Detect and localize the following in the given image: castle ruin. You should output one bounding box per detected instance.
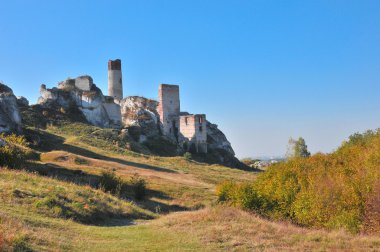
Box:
[157,84,208,154]
[180,114,207,153]
[108,59,123,100]
[38,59,209,154]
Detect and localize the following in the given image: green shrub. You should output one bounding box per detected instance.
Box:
[216,180,235,202]
[0,134,33,168]
[98,171,126,197]
[10,234,33,252]
[183,152,192,160]
[130,174,146,201]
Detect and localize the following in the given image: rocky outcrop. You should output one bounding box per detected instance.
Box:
[206,122,246,169]
[16,96,29,107]
[0,83,22,133]
[38,76,121,128]
[120,96,160,142]
[207,122,235,156]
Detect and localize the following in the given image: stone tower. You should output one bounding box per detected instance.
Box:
[108,59,123,100]
[157,84,180,142]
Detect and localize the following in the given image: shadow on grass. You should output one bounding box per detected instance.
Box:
[25,162,190,219]
[30,130,177,174]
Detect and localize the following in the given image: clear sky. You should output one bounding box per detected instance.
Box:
[1,0,380,158]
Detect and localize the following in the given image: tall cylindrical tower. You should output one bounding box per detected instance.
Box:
[108,59,123,100]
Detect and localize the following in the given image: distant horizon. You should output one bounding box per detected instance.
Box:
[1,0,379,158]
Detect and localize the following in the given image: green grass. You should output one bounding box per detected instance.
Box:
[3,122,380,251]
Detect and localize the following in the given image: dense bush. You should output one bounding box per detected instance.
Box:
[0,134,33,168]
[129,173,146,201]
[218,129,380,234]
[98,171,126,197]
[98,171,146,201]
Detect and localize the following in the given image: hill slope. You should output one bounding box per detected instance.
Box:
[218,129,380,234]
[2,124,380,251]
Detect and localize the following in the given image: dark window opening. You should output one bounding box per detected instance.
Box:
[172,120,179,142]
[199,126,203,132]
[185,117,188,125]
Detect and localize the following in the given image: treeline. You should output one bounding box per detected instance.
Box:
[218,130,380,234]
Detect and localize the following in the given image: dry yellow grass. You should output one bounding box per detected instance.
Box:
[153,206,380,251]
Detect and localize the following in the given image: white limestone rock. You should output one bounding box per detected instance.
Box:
[120,96,160,137]
[206,122,235,155]
[38,76,121,129]
[0,83,22,133]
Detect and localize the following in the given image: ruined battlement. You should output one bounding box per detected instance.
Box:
[108,59,121,70]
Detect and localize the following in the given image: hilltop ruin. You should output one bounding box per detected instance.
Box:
[1,59,244,168]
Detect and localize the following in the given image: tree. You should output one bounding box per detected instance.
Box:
[286,137,311,158]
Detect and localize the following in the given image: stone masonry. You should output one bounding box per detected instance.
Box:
[179,114,207,153]
[157,84,180,142]
[157,84,208,153]
[108,59,123,100]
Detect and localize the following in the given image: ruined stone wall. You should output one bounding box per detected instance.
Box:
[179,114,207,153]
[103,96,122,128]
[74,76,93,91]
[157,84,180,141]
[108,59,123,100]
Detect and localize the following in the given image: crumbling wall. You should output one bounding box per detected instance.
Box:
[179,114,207,153]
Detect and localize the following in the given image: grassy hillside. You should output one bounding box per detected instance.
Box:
[218,129,380,234]
[0,122,255,250]
[2,123,380,251]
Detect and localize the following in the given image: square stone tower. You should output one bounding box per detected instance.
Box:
[108,59,123,100]
[180,114,207,153]
[157,84,180,142]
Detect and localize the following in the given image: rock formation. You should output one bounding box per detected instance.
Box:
[0,83,22,133]
[206,122,244,168]
[120,96,160,142]
[38,76,121,128]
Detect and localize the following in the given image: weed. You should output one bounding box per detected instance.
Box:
[183,152,192,160]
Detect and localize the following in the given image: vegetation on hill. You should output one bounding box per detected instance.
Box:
[4,104,380,250]
[0,134,36,168]
[217,129,380,234]
[0,118,256,250]
[0,169,154,251]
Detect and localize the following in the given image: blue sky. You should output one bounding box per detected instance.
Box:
[1,0,380,158]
